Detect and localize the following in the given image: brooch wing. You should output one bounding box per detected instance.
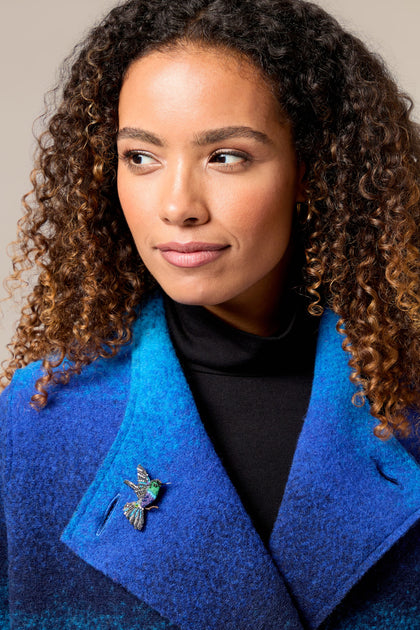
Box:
[124,464,150,500]
[123,501,145,530]
[136,464,151,487]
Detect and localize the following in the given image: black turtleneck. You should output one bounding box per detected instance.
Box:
[164,292,318,545]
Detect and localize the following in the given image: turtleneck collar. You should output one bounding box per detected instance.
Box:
[163,289,319,377]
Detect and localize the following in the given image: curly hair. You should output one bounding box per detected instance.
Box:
[2,0,419,437]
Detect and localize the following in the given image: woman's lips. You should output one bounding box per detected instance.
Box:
[156,242,229,268]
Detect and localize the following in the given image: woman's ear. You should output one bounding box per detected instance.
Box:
[296,162,307,202]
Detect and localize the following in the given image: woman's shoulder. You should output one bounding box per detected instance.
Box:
[0,292,165,425]
[0,359,44,421]
[0,350,134,491]
[0,346,134,432]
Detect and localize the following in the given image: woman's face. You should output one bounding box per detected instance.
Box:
[117,45,305,332]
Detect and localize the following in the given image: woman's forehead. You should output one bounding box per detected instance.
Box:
[118,44,286,136]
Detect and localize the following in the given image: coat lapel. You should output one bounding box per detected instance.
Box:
[269,309,420,629]
[61,295,303,630]
[62,295,420,629]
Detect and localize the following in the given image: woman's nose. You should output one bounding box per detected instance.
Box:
[158,164,210,226]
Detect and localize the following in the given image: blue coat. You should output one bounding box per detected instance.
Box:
[0,294,419,629]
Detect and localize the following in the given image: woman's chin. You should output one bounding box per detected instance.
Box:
[158,283,232,308]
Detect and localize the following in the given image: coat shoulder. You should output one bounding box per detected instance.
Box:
[0,345,134,495]
[1,346,133,421]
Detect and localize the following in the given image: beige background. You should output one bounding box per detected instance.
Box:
[1,0,419,364]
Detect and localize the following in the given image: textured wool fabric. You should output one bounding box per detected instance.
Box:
[61,296,302,630]
[269,316,420,628]
[0,292,419,629]
[163,294,318,543]
[0,343,179,629]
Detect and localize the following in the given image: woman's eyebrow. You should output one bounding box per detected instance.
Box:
[117,126,273,146]
[117,127,164,146]
[194,126,274,146]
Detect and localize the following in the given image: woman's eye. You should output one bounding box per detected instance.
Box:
[209,151,248,167]
[120,151,158,169]
[132,153,156,165]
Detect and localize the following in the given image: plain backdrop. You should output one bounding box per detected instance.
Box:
[1,0,419,364]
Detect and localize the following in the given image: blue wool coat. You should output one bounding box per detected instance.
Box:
[0,294,419,629]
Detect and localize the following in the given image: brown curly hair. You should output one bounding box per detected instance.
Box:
[2,0,419,437]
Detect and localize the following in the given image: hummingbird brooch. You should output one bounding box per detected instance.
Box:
[123,464,169,531]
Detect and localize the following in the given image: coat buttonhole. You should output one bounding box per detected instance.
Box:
[96,493,120,536]
[371,457,402,488]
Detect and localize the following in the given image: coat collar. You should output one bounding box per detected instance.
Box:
[61,294,420,629]
[61,295,303,630]
[270,309,420,628]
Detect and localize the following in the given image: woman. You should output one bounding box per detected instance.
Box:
[1,0,419,628]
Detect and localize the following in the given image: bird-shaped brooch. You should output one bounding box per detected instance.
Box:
[123,464,169,531]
